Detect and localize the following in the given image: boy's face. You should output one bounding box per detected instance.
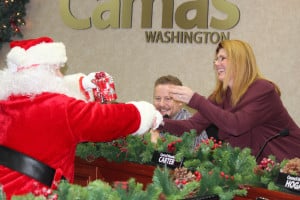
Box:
[153,84,183,119]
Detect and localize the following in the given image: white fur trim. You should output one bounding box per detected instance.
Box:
[0,66,70,100]
[6,42,67,72]
[63,73,95,102]
[153,110,163,129]
[128,101,162,135]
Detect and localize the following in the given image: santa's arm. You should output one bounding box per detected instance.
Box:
[67,100,162,141]
[63,73,94,101]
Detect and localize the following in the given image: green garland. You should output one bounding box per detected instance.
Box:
[75,131,287,196]
[0,0,29,48]
[0,131,291,200]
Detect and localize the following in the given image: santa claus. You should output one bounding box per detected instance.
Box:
[0,37,162,199]
[6,37,116,103]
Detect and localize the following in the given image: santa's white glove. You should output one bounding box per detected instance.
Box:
[153,110,163,130]
[81,72,97,91]
[128,101,163,136]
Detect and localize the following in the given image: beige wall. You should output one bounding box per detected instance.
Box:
[1,0,300,125]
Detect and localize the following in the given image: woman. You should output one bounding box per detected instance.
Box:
[158,39,300,162]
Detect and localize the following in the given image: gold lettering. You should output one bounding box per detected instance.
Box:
[220,31,230,40]
[210,0,240,30]
[193,32,202,43]
[202,32,210,43]
[155,31,164,43]
[183,32,193,43]
[145,31,229,44]
[59,0,91,30]
[121,0,134,28]
[162,0,174,28]
[171,31,180,43]
[141,0,154,28]
[175,0,208,29]
[145,31,157,42]
[60,0,240,32]
[92,0,120,29]
[163,31,171,43]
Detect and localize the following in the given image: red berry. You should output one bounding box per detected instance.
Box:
[220,171,225,177]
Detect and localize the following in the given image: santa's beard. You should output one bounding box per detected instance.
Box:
[0,65,74,100]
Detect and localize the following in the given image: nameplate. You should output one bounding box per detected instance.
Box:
[151,151,184,169]
[276,172,300,194]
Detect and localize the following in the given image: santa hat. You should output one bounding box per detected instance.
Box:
[6,36,67,72]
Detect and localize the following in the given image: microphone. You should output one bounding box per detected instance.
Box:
[163,114,170,119]
[255,129,289,161]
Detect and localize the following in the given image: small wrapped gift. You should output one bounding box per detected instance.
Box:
[92,72,117,103]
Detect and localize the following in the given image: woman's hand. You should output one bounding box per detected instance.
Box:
[168,85,195,104]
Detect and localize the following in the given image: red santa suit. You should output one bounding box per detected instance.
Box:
[0,37,162,199]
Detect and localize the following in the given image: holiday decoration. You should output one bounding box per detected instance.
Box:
[1,131,299,199]
[0,0,29,48]
[173,167,201,190]
[281,157,300,176]
[73,131,298,199]
[92,71,117,103]
[276,157,300,194]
